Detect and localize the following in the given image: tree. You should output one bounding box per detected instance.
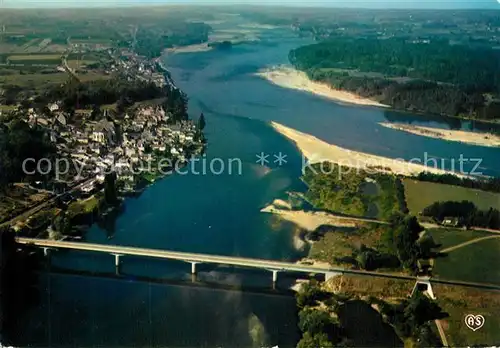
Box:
[296,280,324,308]
[297,332,334,348]
[52,214,72,236]
[298,308,335,336]
[198,112,206,131]
[104,172,119,205]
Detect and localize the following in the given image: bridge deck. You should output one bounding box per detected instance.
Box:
[16,238,416,280]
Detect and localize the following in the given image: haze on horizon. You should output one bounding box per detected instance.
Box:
[2,0,499,9]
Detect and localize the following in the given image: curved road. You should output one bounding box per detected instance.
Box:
[441,235,500,254]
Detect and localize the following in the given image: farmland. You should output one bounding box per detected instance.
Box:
[434,284,500,347]
[403,179,500,214]
[8,54,61,61]
[427,227,500,285]
[428,227,492,250]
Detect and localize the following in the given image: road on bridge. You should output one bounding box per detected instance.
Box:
[15,238,500,292]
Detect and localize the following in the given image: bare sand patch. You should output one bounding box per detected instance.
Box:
[256,66,389,108]
[380,122,500,148]
[165,43,212,54]
[271,121,459,177]
[261,200,358,231]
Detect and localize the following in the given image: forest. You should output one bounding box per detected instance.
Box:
[134,22,211,59]
[289,38,500,119]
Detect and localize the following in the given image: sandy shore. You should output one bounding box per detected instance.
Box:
[261,200,358,231]
[271,121,459,177]
[380,122,500,148]
[255,66,389,108]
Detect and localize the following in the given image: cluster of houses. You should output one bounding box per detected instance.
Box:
[26,103,200,193]
[108,49,167,88]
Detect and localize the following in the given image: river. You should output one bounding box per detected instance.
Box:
[11,21,500,348]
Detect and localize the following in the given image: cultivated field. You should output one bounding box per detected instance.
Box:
[434,284,500,347]
[403,179,500,214]
[431,231,500,285]
[8,54,61,61]
[428,227,492,250]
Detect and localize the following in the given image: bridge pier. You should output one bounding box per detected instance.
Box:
[191,262,197,274]
[272,270,278,283]
[113,254,122,268]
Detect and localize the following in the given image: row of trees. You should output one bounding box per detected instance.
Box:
[415,172,500,194]
[422,200,500,230]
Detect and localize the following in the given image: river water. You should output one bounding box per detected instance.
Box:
[12,22,500,348]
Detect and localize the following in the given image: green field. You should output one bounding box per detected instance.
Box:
[428,227,492,250]
[431,233,500,285]
[403,179,500,214]
[0,71,109,88]
[8,54,61,61]
[435,284,500,347]
[66,60,97,69]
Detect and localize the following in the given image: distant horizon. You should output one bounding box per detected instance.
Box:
[2,0,500,10]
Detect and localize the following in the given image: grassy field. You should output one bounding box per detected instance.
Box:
[67,195,102,218]
[308,223,393,267]
[428,227,492,250]
[0,71,109,88]
[434,284,500,347]
[429,229,500,284]
[403,179,500,214]
[7,54,61,61]
[66,60,97,69]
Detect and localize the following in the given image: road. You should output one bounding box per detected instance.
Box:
[441,235,500,253]
[15,238,500,292]
[435,319,449,347]
[16,237,417,280]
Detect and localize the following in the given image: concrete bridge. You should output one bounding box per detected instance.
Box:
[16,238,345,283]
[16,238,500,293]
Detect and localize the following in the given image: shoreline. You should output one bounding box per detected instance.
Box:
[380,122,500,148]
[164,43,213,54]
[255,66,389,108]
[271,121,462,177]
[261,200,358,232]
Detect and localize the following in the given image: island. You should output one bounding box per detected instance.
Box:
[285,37,500,122]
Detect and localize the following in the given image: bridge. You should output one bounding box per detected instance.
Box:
[16,238,500,294]
[16,238,414,284]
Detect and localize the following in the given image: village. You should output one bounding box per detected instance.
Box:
[0,46,205,239]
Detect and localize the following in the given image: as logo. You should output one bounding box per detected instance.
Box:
[464,314,485,331]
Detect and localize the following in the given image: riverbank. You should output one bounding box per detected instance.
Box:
[165,43,213,54]
[380,122,500,148]
[271,122,455,177]
[256,66,389,108]
[261,199,358,231]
